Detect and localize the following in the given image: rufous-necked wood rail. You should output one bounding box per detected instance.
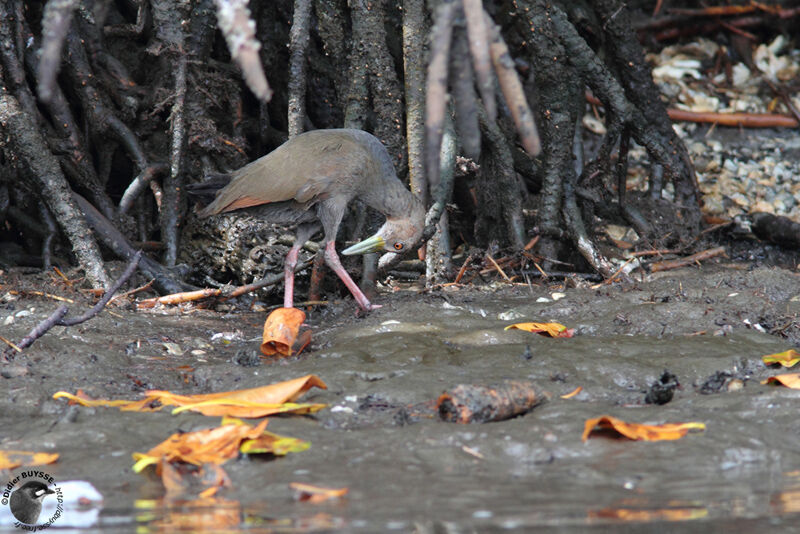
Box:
[188,128,425,311]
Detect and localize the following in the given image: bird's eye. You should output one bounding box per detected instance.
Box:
[394,242,404,251]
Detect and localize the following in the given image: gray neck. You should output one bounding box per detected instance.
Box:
[362,174,421,220]
[352,130,421,220]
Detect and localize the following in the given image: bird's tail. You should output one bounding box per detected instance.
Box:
[185,173,232,214]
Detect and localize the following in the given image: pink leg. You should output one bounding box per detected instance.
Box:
[283,243,303,308]
[324,241,380,311]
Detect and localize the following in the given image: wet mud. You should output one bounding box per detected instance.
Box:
[2,264,800,531]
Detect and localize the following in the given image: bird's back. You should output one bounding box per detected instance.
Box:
[197,129,390,217]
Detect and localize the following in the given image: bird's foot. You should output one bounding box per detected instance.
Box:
[355,302,382,317]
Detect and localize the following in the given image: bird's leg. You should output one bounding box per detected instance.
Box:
[308,249,326,302]
[283,242,304,308]
[324,241,380,311]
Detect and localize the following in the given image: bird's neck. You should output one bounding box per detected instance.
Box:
[362,175,421,221]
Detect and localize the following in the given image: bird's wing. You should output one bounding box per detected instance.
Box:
[198,132,364,216]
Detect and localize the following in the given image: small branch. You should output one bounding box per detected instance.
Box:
[60,251,143,326]
[650,246,726,273]
[136,258,313,308]
[5,252,141,356]
[666,108,799,128]
[585,91,800,128]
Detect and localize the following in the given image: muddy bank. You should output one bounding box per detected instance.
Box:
[1,263,800,530]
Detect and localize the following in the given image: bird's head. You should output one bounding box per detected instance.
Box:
[17,481,55,502]
[342,215,424,256]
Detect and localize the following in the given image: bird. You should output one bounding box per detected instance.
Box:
[188,129,425,311]
[9,481,55,525]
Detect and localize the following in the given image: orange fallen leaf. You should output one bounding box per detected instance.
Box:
[261,307,311,357]
[762,349,800,368]
[132,419,271,471]
[289,483,349,503]
[582,415,705,442]
[560,386,582,399]
[53,389,149,409]
[54,375,328,418]
[505,322,574,338]
[0,450,59,470]
[763,373,800,389]
[132,417,310,498]
[145,374,328,417]
[589,507,708,522]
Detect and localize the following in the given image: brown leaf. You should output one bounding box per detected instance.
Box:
[261,307,311,357]
[505,322,574,338]
[54,375,328,418]
[582,415,705,441]
[289,482,349,503]
[762,349,800,368]
[763,373,800,389]
[0,450,59,470]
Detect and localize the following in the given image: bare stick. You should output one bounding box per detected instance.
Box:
[5,251,142,356]
[650,247,726,273]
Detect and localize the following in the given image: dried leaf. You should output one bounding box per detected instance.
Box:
[0,450,59,470]
[505,322,575,338]
[132,419,270,472]
[144,375,327,417]
[582,415,705,441]
[239,431,310,455]
[52,389,148,409]
[261,307,311,357]
[763,373,800,389]
[289,482,349,503]
[54,375,327,418]
[762,349,800,368]
[589,507,708,522]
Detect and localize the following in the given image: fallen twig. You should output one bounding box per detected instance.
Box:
[136,258,313,308]
[485,254,511,282]
[650,246,726,273]
[4,251,142,357]
[585,92,799,128]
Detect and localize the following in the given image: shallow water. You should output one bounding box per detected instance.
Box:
[2,266,800,531]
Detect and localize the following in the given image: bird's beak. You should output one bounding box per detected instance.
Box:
[342,234,385,255]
